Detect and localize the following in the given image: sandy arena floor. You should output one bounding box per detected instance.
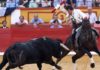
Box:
[0,55,100,70]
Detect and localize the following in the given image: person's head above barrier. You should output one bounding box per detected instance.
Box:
[64,5,74,15]
[34,13,39,20]
[15,15,28,25]
[1,20,8,28]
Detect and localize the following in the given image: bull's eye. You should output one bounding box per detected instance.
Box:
[60,51,63,55]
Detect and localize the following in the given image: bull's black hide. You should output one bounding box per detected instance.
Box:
[0,37,63,70]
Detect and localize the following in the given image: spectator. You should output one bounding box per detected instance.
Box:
[18,0,29,8]
[53,0,61,7]
[66,0,77,8]
[76,0,84,7]
[15,16,28,26]
[95,0,100,7]
[18,0,25,8]
[47,0,52,7]
[51,0,54,7]
[30,13,44,27]
[50,14,63,28]
[77,0,94,7]
[6,0,17,8]
[29,0,49,7]
[0,20,8,28]
[86,7,97,25]
[24,0,31,7]
[29,0,38,8]
[41,0,51,7]
[15,0,19,7]
[85,0,93,7]
[36,0,42,7]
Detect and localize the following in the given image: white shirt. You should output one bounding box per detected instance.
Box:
[69,9,87,23]
[50,19,63,28]
[50,19,62,24]
[2,26,8,29]
[31,18,44,24]
[86,13,97,24]
[16,20,28,24]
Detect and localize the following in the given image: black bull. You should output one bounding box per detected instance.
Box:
[0,37,69,70]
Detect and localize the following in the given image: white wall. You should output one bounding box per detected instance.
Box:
[11,9,20,24]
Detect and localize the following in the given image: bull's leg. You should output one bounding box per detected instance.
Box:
[56,51,69,64]
[54,51,69,70]
[50,62,61,70]
[37,63,42,70]
[18,66,23,69]
[72,51,85,70]
[56,58,62,65]
[0,54,8,69]
[6,64,18,70]
[46,58,61,70]
[6,65,14,70]
[6,66,10,70]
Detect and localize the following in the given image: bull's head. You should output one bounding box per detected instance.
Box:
[55,39,69,51]
[54,38,71,65]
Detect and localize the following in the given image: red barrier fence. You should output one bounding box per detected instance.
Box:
[0,25,100,52]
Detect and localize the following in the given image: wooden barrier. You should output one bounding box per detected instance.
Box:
[0,25,100,52]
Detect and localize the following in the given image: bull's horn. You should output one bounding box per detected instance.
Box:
[60,43,70,51]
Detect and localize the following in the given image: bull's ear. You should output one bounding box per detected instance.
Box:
[55,39,63,43]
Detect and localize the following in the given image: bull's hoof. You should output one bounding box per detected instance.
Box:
[52,66,62,70]
[19,66,23,69]
[90,63,95,68]
[52,66,57,70]
[57,66,62,70]
[52,68,58,70]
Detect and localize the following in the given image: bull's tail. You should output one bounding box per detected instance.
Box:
[0,53,8,69]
